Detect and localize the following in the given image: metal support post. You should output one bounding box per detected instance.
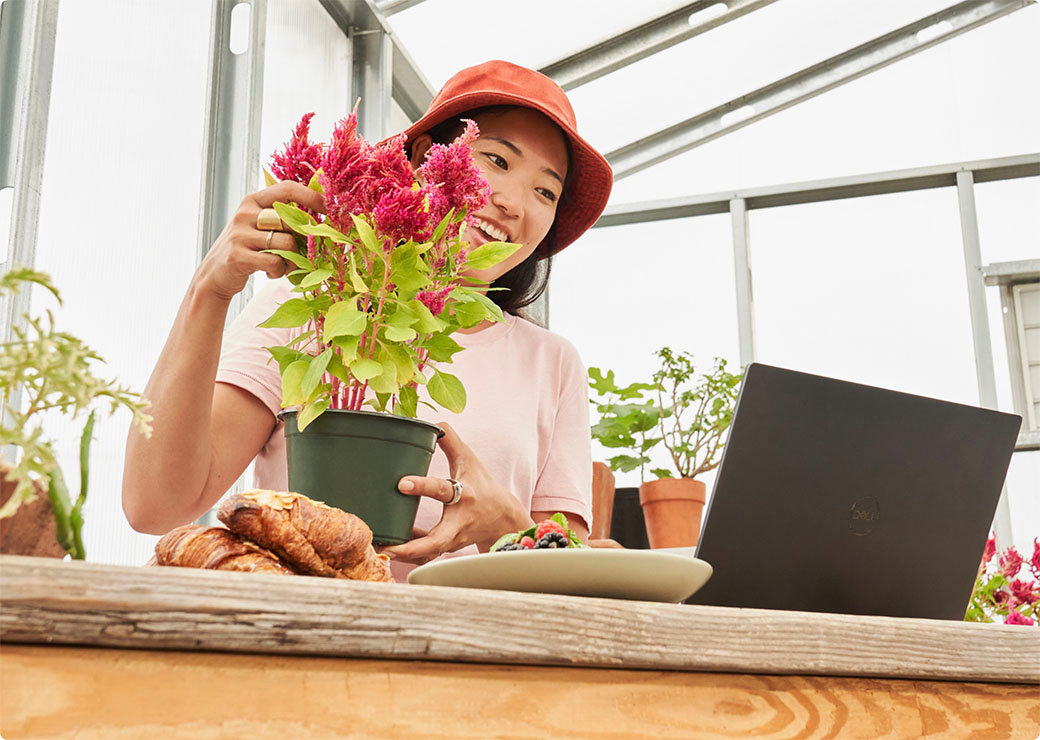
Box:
[540,0,777,91]
[606,0,1036,179]
[730,198,755,368]
[375,0,427,16]
[196,0,267,323]
[956,169,1013,548]
[350,26,393,141]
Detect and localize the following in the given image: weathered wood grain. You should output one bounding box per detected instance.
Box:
[2,645,1039,740]
[1,555,1038,683]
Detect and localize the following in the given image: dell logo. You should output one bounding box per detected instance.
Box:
[849,496,880,535]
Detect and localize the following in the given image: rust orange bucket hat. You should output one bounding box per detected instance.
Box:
[402,59,614,256]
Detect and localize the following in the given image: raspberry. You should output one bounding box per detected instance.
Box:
[520,536,536,549]
[535,520,567,541]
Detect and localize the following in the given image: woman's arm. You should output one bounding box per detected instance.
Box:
[122,182,323,534]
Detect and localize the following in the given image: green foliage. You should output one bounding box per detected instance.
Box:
[0,269,152,558]
[588,349,743,481]
[262,202,519,431]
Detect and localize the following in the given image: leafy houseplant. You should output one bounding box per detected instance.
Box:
[259,110,520,543]
[965,533,1040,626]
[589,349,742,548]
[0,268,152,559]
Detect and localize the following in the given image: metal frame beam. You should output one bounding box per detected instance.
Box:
[374,0,427,16]
[318,0,435,123]
[539,0,778,91]
[595,154,1040,227]
[605,0,1036,180]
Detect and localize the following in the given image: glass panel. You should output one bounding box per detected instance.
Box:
[975,178,1040,265]
[0,186,11,263]
[1005,450,1039,556]
[549,214,739,491]
[26,1,211,565]
[750,188,979,405]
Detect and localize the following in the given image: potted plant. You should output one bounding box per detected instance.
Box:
[589,349,742,548]
[259,109,519,544]
[965,533,1040,626]
[0,268,152,559]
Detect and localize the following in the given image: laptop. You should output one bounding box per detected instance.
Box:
[687,363,1022,620]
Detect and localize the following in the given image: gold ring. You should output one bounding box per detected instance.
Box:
[256,208,282,231]
[264,231,275,250]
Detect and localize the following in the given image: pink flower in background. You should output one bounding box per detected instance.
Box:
[416,286,452,316]
[270,112,324,186]
[993,589,1010,605]
[982,533,996,564]
[1005,610,1034,626]
[1000,547,1025,579]
[419,120,491,224]
[1009,578,1037,605]
[1031,538,1040,577]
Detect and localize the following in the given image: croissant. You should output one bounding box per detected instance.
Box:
[217,490,392,582]
[154,524,295,575]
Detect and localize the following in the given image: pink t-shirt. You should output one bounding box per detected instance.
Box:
[215,278,593,580]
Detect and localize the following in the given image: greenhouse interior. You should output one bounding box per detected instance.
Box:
[2,0,1039,736]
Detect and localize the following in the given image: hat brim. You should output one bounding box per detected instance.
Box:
[402,91,613,256]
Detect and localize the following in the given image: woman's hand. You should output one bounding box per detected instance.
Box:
[194,181,325,302]
[381,423,533,564]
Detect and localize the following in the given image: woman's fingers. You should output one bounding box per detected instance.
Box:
[382,526,459,564]
[397,475,460,504]
[251,180,325,214]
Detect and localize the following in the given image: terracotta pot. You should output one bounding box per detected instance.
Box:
[638,478,706,549]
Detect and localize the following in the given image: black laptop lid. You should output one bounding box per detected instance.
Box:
[689,363,1021,620]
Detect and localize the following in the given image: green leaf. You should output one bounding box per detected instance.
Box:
[390,244,430,294]
[264,169,277,187]
[650,468,674,479]
[272,201,312,233]
[299,268,334,289]
[399,384,419,417]
[385,302,418,328]
[323,301,367,341]
[422,333,464,363]
[367,358,400,395]
[409,300,447,333]
[350,213,382,254]
[261,249,314,271]
[607,454,647,473]
[350,357,383,383]
[348,254,369,293]
[281,359,310,407]
[463,241,521,270]
[266,346,307,373]
[383,342,417,384]
[333,335,360,364]
[428,370,466,413]
[46,465,76,555]
[327,352,351,384]
[258,298,312,329]
[468,290,504,323]
[383,325,417,342]
[307,170,323,194]
[296,222,350,243]
[302,347,333,397]
[430,208,454,244]
[452,300,486,328]
[296,397,331,432]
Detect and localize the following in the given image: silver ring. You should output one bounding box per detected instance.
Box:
[446,478,463,506]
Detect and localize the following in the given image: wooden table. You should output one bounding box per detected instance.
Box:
[2,554,1038,739]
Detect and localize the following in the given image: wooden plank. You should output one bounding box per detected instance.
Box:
[3,645,1039,739]
[1,555,1038,684]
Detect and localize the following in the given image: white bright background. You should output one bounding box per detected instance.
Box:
[4,0,1037,564]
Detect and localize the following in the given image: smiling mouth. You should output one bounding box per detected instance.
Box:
[474,218,510,242]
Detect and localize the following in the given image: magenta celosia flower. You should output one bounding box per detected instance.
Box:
[1000,547,1025,579]
[419,120,490,224]
[982,533,996,564]
[1005,609,1035,626]
[993,589,1010,605]
[1008,578,1038,605]
[416,286,452,316]
[319,112,375,230]
[270,112,324,186]
[373,186,434,244]
[1031,538,1040,577]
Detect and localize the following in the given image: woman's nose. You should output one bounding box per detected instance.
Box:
[489,179,523,219]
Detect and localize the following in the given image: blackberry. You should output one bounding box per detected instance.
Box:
[494,543,523,552]
[535,532,568,549]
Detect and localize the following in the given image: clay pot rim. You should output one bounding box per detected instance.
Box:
[638,477,707,506]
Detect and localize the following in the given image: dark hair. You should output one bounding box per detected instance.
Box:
[421,106,566,317]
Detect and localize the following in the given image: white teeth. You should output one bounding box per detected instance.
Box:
[477,219,508,241]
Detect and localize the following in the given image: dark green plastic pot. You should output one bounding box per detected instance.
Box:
[279,408,444,545]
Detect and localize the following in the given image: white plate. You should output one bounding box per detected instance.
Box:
[407,548,713,603]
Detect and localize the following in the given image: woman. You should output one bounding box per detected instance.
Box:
[122,60,613,574]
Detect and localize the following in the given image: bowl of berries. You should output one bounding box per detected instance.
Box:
[407,514,713,602]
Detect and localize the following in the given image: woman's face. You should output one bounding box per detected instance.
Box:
[412,107,570,284]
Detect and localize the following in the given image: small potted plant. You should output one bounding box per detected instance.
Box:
[965,533,1040,626]
[0,268,152,559]
[259,109,519,544]
[589,349,742,548]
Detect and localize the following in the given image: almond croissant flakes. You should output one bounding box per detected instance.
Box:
[217,490,392,582]
[153,490,392,583]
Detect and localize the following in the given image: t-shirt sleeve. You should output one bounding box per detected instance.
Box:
[215,279,295,417]
[530,340,594,533]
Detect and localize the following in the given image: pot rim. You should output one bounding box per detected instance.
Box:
[278,407,446,438]
[638,477,707,505]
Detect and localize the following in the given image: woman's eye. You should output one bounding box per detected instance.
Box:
[537,187,558,203]
[484,153,507,169]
